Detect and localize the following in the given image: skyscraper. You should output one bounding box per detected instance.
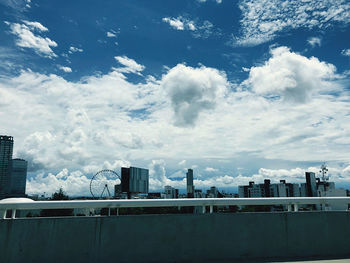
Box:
[0,135,14,199]
[121,166,149,195]
[10,158,27,197]
[186,168,194,198]
[305,172,317,197]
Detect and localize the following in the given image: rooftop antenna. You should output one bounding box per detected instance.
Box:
[319,163,329,182]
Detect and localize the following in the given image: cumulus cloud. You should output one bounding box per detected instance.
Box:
[107,31,116,37]
[59,66,72,73]
[235,165,350,186]
[341,49,350,56]
[148,160,171,190]
[5,21,57,57]
[161,64,228,126]
[27,169,99,196]
[245,46,337,103]
[148,160,243,190]
[69,46,83,53]
[26,158,132,196]
[114,55,145,74]
[307,37,322,48]
[1,54,350,193]
[22,20,48,32]
[162,17,186,30]
[236,0,350,46]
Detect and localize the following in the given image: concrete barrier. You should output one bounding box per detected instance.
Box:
[1,212,350,262]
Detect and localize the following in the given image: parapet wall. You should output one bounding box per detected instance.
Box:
[1,212,350,262]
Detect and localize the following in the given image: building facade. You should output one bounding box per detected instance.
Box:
[186,169,194,198]
[10,158,27,197]
[121,166,149,195]
[0,135,14,199]
[164,185,178,199]
[305,172,317,197]
[239,180,301,198]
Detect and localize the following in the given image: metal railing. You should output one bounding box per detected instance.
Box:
[1,197,350,219]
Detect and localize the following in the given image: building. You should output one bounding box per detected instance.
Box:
[207,186,219,198]
[239,180,300,198]
[164,185,178,199]
[10,158,27,197]
[186,169,194,198]
[114,184,122,198]
[286,183,301,197]
[0,135,14,199]
[305,172,317,197]
[121,166,149,196]
[318,188,347,210]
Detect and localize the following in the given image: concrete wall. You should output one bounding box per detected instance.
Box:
[1,212,350,263]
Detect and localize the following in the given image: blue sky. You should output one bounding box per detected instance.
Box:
[1,0,350,196]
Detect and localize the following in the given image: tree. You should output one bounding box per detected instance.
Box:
[51,187,69,200]
[40,188,73,217]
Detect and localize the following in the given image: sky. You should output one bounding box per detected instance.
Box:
[1,0,350,196]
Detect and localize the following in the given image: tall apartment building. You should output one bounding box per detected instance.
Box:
[0,135,14,199]
[186,169,194,198]
[164,185,178,199]
[239,180,300,198]
[10,158,27,197]
[121,166,149,195]
[305,172,317,197]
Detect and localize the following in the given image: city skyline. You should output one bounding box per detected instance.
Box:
[1,0,350,196]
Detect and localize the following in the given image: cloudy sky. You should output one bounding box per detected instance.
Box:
[1,0,350,196]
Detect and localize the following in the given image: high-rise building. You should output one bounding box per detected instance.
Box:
[300,183,307,197]
[10,158,27,197]
[239,180,300,198]
[121,166,149,195]
[305,172,317,197]
[164,185,178,199]
[0,135,14,199]
[186,169,194,198]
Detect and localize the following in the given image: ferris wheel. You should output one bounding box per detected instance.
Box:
[90,169,121,198]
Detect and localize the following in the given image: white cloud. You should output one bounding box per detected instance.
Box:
[162,16,216,38]
[1,54,350,195]
[192,20,214,39]
[236,0,350,46]
[22,20,48,32]
[245,46,337,103]
[25,162,350,196]
[161,64,228,126]
[1,0,31,11]
[107,31,116,37]
[26,169,120,196]
[59,66,72,73]
[205,167,218,172]
[178,160,187,166]
[162,17,185,30]
[307,37,322,48]
[5,21,57,57]
[197,0,222,3]
[238,165,350,186]
[114,55,145,74]
[341,49,350,56]
[69,46,83,54]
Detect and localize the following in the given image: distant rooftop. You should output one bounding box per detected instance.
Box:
[0,135,13,141]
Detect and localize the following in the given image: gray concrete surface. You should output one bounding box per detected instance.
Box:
[1,211,350,263]
[276,260,350,263]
